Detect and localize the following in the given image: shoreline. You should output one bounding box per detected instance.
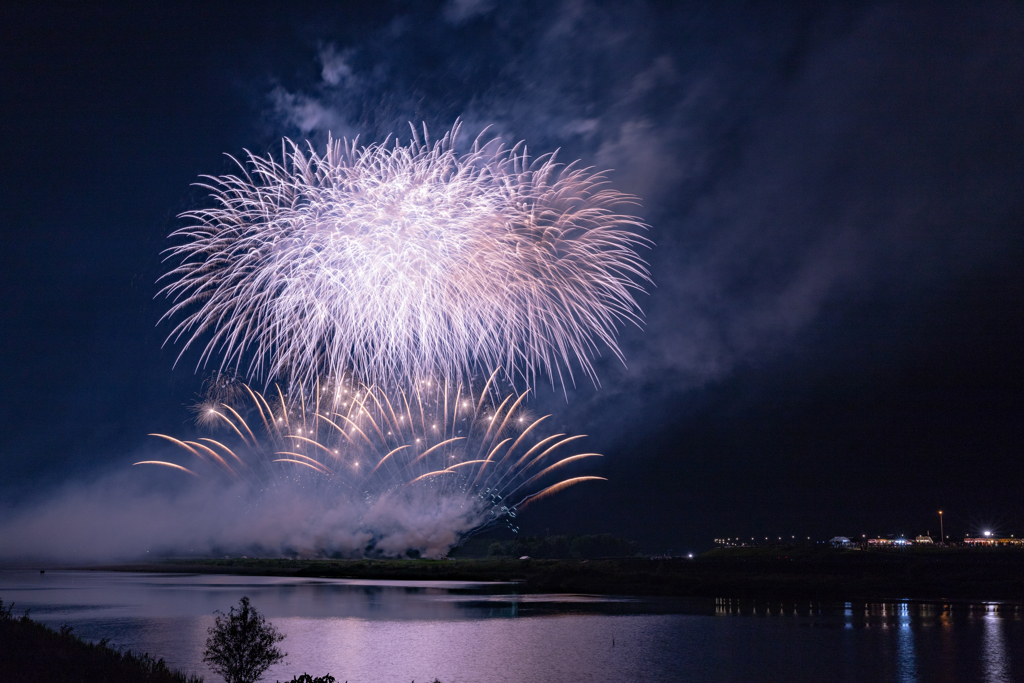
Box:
[33,547,1024,603]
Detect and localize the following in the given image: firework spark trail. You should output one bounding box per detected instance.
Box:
[135,377,603,544]
[159,122,650,392]
[132,461,198,477]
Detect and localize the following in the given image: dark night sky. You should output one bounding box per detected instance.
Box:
[1,1,1022,555]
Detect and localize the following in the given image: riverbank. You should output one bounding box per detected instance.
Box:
[87,546,1024,601]
[0,600,202,683]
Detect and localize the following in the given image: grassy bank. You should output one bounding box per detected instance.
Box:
[0,599,202,683]
[95,546,1024,601]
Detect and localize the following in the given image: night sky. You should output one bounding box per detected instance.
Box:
[1,1,1022,556]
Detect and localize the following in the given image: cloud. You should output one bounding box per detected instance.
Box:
[259,1,1024,406]
[443,0,496,24]
[318,44,354,87]
[270,87,349,137]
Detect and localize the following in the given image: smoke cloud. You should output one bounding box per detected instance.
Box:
[267,1,1024,404]
[0,468,488,564]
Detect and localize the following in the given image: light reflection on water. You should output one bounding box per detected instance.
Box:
[984,605,1010,683]
[896,601,917,683]
[0,570,1021,683]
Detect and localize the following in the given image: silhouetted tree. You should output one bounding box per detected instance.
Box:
[204,597,286,683]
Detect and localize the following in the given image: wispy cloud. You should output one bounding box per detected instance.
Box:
[263,0,1023,410]
[442,0,496,25]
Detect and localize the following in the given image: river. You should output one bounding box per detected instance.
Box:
[0,569,1020,682]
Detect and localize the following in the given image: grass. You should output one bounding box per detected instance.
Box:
[95,545,1024,601]
[0,599,203,683]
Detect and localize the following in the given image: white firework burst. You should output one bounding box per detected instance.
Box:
[160,122,650,391]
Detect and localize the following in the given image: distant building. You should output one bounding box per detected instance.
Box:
[868,537,912,546]
[964,537,1024,546]
[914,535,934,544]
[829,536,854,547]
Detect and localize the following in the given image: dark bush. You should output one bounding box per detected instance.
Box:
[204,597,286,683]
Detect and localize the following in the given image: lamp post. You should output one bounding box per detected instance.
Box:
[938,510,944,545]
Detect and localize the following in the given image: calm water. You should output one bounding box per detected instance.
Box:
[0,570,1021,683]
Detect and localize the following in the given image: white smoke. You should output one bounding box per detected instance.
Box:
[0,469,489,564]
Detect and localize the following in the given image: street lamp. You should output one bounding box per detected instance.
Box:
[938,510,944,544]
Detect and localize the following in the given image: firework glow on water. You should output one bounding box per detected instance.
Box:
[135,373,604,556]
[159,122,650,391]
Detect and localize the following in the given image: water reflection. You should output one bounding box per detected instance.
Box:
[983,604,1009,683]
[896,602,918,683]
[0,570,1020,683]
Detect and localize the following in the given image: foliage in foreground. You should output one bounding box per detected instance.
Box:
[204,596,286,683]
[0,598,202,683]
[276,678,441,683]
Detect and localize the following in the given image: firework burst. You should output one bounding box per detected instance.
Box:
[160,122,650,391]
[136,374,604,554]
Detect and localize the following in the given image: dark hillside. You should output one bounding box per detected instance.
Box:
[0,599,202,683]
